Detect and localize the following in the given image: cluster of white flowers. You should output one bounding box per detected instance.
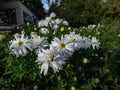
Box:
[9,32,48,56]
[38,12,68,35]
[9,13,100,76]
[9,31,100,75]
[80,23,104,30]
[35,31,100,75]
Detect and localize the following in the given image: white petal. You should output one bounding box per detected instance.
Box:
[41,62,49,76]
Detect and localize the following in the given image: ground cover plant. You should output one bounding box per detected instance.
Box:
[0,13,120,90]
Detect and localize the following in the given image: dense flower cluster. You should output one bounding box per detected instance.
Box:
[9,13,100,75]
[38,12,68,35]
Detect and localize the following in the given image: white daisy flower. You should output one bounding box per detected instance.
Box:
[43,20,49,27]
[36,48,65,76]
[88,24,96,29]
[80,36,91,49]
[38,19,49,27]
[50,12,56,18]
[91,37,100,49]
[40,28,49,34]
[65,31,82,50]
[55,18,62,25]
[31,35,49,53]
[45,17,51,24]
[9,34,32,57]
[62,20,68,26]
[50,19,55,24]
[53,24,59,29]
[30,32,38,37]
[38,20,44,27]
[50,36,74,57]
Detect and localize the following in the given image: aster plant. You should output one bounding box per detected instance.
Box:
[7,13,120,90]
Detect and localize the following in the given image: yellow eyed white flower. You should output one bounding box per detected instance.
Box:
[51,36,74,58]
[9,34,32,57]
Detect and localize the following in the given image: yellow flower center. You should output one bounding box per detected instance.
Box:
[33,33,38,37]
[38,43,41,46]
[71,38,76,42]
[18,41,24,46]
[48,53,54,61]
[59,43,66,49]
[83,40,86,43]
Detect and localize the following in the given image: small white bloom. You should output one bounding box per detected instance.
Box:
[31,35,49,53]
[79,36,91,49]
[65,31,82,50]
[88,24,96,29]
[30,32,38,37]
[43,20,49,27]
[36,48,65,75]
[38,19,49,27]
[38,20,44,27]
[53,24,59,29]
[50,12,56,18]
[9,34,32,57]
[51,36,74,57]
[55,18,62,25]
[40,28,49,34]
[50,20,55,25]
[45,17,51,23]
[62,20,68,26]
[91,37,100,49]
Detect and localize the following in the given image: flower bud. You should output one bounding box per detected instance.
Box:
[97,32,100,35]
[73,76,77,81]
[34,27,37,31]
[57,76,61,80]
[95,54,98,57]
[118,34,120,37]
[70,86,76,90]
[82,58,89,64]
[67,64,70,68]
[45,36,48,40]
[60,27,64,32]
[95,78,100,83]
[33,85,38,90]
[27,22,30,27]
[21,30,25,34]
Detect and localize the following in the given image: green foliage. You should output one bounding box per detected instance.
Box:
[49,0,120,27]
[100,0,120,18]
[49,0,101,27]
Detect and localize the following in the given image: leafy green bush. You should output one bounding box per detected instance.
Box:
[0,14,120,90]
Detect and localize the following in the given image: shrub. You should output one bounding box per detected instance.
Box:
[0,13,120,90]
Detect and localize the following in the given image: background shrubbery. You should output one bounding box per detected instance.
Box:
[49,0,120,27]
